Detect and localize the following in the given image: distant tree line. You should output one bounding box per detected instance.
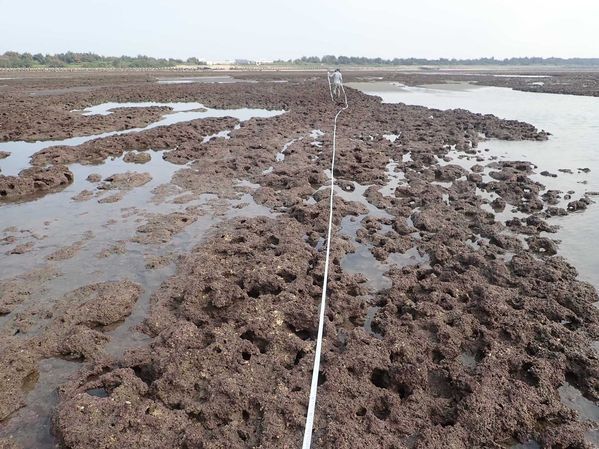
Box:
[0,52,207,68]
[3,51,599,68]
[278,55,599,66]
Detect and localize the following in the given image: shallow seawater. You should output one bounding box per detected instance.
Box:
[350,80,599,446]
[336,180,427,292]
[156,75,246,84]
[0,103,283,448]
[0,358,80,448]
[348,81,599,290]
[0,102,284,176]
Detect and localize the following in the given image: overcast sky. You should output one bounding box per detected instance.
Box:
[1,0,598,61]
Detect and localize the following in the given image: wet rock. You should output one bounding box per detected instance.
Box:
[0,165,73,202]
[558,168,573,174]
[39,280,143,360]
[55,366,189,449]
[545,206,568,217]
[71,190,94,202]
[489,233,522,251]
[2,106,171,142]
[490,196,506,211]
[540,170,558,177]
[525,215,557,233]
[9,242,34,255]
[133,211,197,244]
[46,234,93,261]
[542,189,561,205]
[86,173,101,183]
[0,151,10,160]
[0,266,61,315]
[144,253,176,269]
[59,280,141,328]
[99,172,152,190]
[123,152,151,164]
[96,241,127,258]
[434,164,467,182]
[467,173,483,183]
[31,117,238,166]
[567,197,591,212]
[526,236,559,255]
[97,191,125,204]
[0,340,37,420]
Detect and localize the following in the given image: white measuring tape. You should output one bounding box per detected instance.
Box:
[301,75,348,449]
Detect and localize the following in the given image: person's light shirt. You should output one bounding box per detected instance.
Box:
[330,72,343,84]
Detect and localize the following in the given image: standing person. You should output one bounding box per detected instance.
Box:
[328,69,343,99]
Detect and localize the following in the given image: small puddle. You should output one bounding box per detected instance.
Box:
[364,306,383,338]
[387,246,431,268]
[340,212,428,293]
[379,159,405,197]
[558,382,599,446]
[458,352,478,369]
[334,181,393,219]
[558,382,599,421]
[0,358,80,448]
[276,138,300,162]
[465,234,491,251]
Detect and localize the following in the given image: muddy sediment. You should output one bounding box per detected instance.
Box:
[0,71,598,448]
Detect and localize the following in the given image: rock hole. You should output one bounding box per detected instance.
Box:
[428,370,453,398]
[397,383,413,399]
[286,322,316,341]
[519,362,540,387]
[203,332,216,348]
[240,330,269,354]
[294,350,305,365]
[432,349,445,363]
[241,351,251,361]
[318,371,327,386]
[356,407,367,417]
[373,399,390,421]
[431,410,457,427]
[565,370,580,387]
[277,269,297,283]
[85,387,109,398]
[371,368,391,389]
[133,364,158,386]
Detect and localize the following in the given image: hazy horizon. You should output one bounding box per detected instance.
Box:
[2,0,598,61]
